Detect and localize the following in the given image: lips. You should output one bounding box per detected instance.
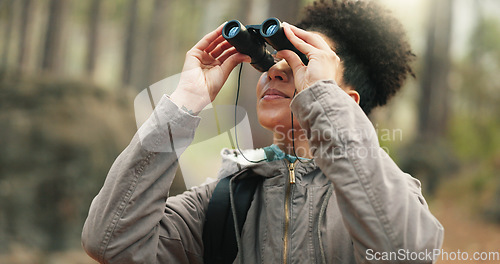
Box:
[261,88,290,100]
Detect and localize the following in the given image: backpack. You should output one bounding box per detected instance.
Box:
[202,169,261,264]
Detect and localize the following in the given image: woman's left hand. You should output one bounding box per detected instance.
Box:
[276,23,343,93]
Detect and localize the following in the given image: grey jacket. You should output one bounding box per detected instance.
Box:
[82,80,444,264]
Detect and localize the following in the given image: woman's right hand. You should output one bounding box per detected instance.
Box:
[170,23,251,115]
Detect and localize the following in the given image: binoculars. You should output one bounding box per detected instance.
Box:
[222,18,309,72]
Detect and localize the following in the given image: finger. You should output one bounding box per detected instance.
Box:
[284,22,331,50]
[220,52,251,78]
[193,22,226,51]
[199,49,216,65]
[281,23,315,55]
[276,49,304,74]
[217,47,238,63]
[205,35,226,54]
[282,24,331,57]
[218,47,250,64]
[209,40,233,59]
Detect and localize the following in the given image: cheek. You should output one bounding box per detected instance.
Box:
[255,73,268,98]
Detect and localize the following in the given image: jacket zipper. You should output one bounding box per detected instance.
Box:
[283,159,297,264]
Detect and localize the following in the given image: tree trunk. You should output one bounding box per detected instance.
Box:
[121,0,139,86]
[41,0,68,73]
[141,0,169,88]
[406,0,454,196]
[1,0,14,70]
[85,0,101,79]
[418,0,453,139]
[17,0,33,75]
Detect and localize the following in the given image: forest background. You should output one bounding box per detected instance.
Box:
[0,0,499,263]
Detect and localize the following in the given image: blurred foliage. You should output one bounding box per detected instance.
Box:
[397,14,500,221]
[397,139,459,197]
[446,16,500,222]
[0,72,136,251]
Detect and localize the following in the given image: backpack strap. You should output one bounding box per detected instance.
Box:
[202,169,261,264]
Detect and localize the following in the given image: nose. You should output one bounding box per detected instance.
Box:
[267,59,290,82]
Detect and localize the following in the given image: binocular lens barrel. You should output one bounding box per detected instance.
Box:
[222,20,275,72]
[222,18,309,72]
[261,18,280,37]
[260,18,309,66]
[223,21,241,39]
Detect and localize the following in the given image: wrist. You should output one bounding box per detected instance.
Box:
[170,89,210,115]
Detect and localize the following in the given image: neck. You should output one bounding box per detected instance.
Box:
[272,129,313,159]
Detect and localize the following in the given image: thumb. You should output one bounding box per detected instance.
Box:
[221,53,251,77]
[276,50,304,75]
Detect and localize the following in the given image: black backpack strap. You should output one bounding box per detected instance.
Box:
[202,169,261,264]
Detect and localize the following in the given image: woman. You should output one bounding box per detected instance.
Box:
[82,1,444,263]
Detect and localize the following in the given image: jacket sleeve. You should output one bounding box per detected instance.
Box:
[290,80,444,263]
[81,95,216,264]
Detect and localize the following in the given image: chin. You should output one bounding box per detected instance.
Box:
[257,107,293,133]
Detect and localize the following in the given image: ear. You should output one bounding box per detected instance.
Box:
[346,89,360,104]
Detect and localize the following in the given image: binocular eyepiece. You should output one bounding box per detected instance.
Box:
[222,18,309,72]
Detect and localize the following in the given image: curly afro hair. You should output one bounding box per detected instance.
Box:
[297,0,415,115]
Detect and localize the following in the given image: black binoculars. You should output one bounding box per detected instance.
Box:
[222,18,309,72]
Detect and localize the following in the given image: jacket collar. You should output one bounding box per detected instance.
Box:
[217,148,318,179]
